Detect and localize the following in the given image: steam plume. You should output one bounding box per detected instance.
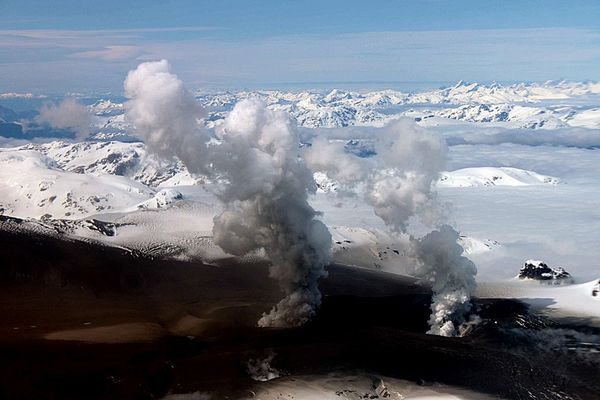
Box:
[366,119,446,232]
[413,226,477,336]
[213,99,332,327]
[305,119,478,336]
[124,60,211,175]
[124,60,331,327]
[304,137,368,185]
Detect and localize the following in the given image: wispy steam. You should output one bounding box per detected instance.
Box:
[246,350,282,381]
[366,119,446,233]
[124,60,331,327]
[37,98,92,139]
[304,137,368,185]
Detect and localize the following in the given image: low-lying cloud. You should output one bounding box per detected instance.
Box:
[446,127,600,149]
[36,98,92,139]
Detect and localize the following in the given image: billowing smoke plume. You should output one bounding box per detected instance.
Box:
[37,98,92,139]
[305,119,478,336]
[212,100,332,327]
[304,119,445,229]
[304,137,368,185]
[366,119,446,232]
[124,60,211,175]
[413,226,477,336]
[124,60,331,327]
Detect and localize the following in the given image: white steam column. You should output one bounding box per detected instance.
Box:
[124,60,331,328]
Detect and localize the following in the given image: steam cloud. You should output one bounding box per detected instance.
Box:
[124,59,477,334]
[365,119,446,233]
[246,350,282,381]
[124,60,211,174]
[213,100,332,327]
[37,98,92,139]
[124,60,331,327]
[414,226,477,336]
[305,119,478,336]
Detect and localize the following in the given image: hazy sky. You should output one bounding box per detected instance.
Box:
[1,0,600,93]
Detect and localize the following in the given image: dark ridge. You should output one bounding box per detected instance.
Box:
[0,224,599,399]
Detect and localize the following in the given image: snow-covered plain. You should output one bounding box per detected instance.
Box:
[1,80,599,322]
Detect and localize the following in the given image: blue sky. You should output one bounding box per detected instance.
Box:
[1,0,600,93]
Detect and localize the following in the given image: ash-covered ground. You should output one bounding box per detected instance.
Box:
[1,222,599,400]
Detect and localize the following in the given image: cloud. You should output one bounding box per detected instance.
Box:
[140,27,600,87]
[0,92,46,99]
[445,126,600,149]
[36,98,92,139]
[72,45,142,61]
[1,27,600,92]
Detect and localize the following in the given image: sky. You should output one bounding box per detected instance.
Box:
[1,0,600,93]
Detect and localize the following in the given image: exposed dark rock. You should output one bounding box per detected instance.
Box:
[518,259,574,284]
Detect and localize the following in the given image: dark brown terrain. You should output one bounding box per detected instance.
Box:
[1,217,599,400]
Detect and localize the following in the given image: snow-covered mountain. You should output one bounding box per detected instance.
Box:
[191,81,600,129]
[0,149,153,219]
[0,78,580,227]
[314,167,560,193]
[20,141,193,187]
[3,81,600,139]
[435,104,568,129]
[438,167,560,188]
[0,141,198,220]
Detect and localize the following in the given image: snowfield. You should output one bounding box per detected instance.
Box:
[0,149,153,219]
[478,279,600,322]
[438,167,560,187]
[223,373,499,400]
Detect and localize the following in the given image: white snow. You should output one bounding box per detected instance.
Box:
[0,149,153,219]
[438,167,560,187]
[313,171,339,193]
[242,373,497,400]
[20,141,190,187]
[566,108,600,129]
[78,80,600,135]
[478,279,600,322]
[458,236,500,255]
[129,188,183,211]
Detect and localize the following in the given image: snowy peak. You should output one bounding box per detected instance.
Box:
[438,167,560,188]
[458,235,500,255]
[0,148,153,219]
[20,141,191,187]
[89,99,124,117]
[131,188,183,211]
[0,141,196,220]
[5,80,600,140]
[435,103,567,129]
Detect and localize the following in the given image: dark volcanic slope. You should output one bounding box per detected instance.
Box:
[1,221,599,400]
